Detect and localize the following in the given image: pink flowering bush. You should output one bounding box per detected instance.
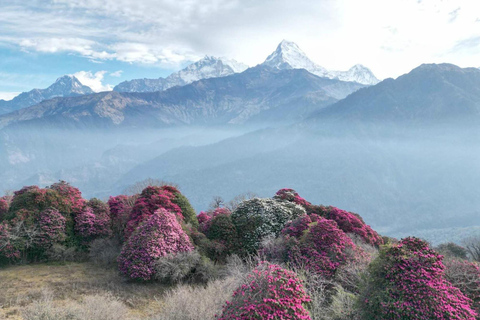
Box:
[47,181,86,216]
[217,262,311,320]
[118,208,194,281]
[34,208,66,249]
[75,207,112,243]
[281,214,319,238]
[125,186,183,239]
[289,218,358,279]
[360,237,477,320]
[321,207,383,246]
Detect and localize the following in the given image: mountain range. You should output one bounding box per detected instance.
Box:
[0,75,94,115]
[0,66,368,130]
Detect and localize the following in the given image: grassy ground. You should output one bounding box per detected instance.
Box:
[0,262,168,319]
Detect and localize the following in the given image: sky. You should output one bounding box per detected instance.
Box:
[0,0,479,100]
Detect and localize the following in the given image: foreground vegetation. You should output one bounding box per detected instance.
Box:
[1,182,480,319]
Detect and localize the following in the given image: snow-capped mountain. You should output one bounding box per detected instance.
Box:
[262,40,380,85]
[0,75,94,115]
[114,56,248,93]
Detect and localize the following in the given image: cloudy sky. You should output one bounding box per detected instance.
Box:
[0,0,479,100]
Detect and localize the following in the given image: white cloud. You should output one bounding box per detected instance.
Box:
[0,92,21,101]
[72,71,113,92]
[1,0,480,79]
[110,70,123,77]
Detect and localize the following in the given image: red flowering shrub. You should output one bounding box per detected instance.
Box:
[198,207,232,235]
[444,259,480,315]
[289,218,358,278]
[75,207,112,243]
[360,237,477,320]
[217,262,311,320]
[125,186,183,239]
[118,208,194,281]
[7,187,64,221]
[0,199,8,221]
[231,198,305,254]
[34,208,66,249]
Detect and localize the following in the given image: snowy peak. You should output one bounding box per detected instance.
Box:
[166,56,248,86]
[263,40,326,74]
[262,40,379,85]
[114,56,248,93]
[331,64,380,85]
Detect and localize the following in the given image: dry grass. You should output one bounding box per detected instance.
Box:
[0,262,169,319]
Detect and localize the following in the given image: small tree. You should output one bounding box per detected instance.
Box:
[463,236,480,262]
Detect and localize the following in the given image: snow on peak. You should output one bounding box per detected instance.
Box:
[262,40,379,85]
[166,56,248,85]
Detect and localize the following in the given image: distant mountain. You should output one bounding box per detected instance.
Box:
[262,40,380,85]
[312,63,480,122]
[0,66,365,129]
[114,56,248,93]
[0,75,94,115]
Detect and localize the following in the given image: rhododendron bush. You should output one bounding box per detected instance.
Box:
[118,208,194,281]
[288,218,359,278]
[231,198,305,254]
[274,188,382,247]
[360,237,477,320]
[75,207,112,243]
[217,262,311,320]
[0,198,8,221]
[125,186,183,239]
[33,208,66,249]
[108,195,136,240]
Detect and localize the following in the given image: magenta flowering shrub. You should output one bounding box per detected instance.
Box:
[217,262,311,320]
[125,186,183,239]
[321,207,383,246]
[0,199,8,221]
[444,259,480,315]
[34,208,66,249]
[118,208,194,281]
[289,218,358,278]
[198,207,232,235]
[75,207,112,243]
[281,215,314,238]
[48,181,86,216]
[360,237,477,320]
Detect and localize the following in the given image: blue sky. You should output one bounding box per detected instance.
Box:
[0,0,479,100]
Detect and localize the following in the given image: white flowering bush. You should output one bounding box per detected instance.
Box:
[231,198,305,254]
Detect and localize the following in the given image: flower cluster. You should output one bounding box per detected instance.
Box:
[321,206,383,246]
[231,198,306,254]
[125,186,183,239]
[34,208,66,249]
[48,181,86,216]
[117,208,194,281]
[75,207,112,242]
[289,218,358,278]
[217,262,311,320]
[108,195,136,239]
[360,237,477,319]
